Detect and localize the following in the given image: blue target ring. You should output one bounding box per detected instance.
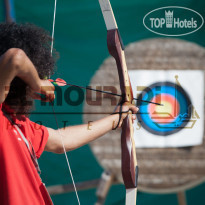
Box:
[136,82,192,136]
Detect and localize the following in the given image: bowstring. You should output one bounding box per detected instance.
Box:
[50,0,57,55]
[50,0,81,204]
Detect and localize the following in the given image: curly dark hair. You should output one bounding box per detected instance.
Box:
[0,23,58,114]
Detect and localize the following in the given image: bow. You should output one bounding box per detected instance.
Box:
[98,0,138,204]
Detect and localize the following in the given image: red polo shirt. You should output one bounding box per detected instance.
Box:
[0,104,53,205]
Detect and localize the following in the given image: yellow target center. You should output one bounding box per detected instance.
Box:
[156,101,173,114]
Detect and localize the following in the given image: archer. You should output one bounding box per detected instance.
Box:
[0,23,138,204]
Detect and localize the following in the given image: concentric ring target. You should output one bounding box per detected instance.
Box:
[136,82,192,136]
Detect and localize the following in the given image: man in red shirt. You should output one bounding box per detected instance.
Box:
[0,23,138,204]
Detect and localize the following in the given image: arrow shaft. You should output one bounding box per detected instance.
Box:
[53,80,162,106]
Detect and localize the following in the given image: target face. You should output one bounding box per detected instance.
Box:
[137,82,192,136]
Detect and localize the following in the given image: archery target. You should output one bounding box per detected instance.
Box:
[129,70,204,148]
[137,82,192,136]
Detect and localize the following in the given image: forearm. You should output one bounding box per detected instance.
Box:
[46,104,138,153]
[13,49,41,91]
[0,48,41,104]
[60,114,119,151]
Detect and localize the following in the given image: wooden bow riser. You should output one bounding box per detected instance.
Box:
[107,29,133,102]
[107,29,138,189]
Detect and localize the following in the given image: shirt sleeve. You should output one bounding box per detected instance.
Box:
[28,120,49,158]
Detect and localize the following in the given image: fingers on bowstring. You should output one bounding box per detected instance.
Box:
[31,93,42,101]
[28,88,55,102]
[27,88,41,100]
[43,93,55,102]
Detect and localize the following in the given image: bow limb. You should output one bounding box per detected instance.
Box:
[98,0,138,204]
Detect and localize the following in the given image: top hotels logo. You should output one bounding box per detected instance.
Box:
[143,6,204,36]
